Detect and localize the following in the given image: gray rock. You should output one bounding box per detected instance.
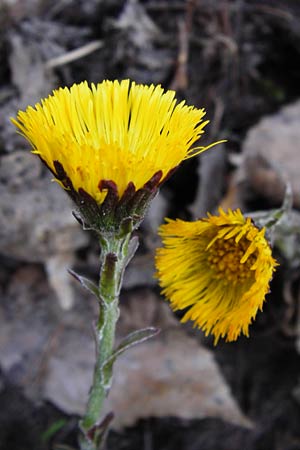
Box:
[44,328,94,415]
[0,151,88,308]
[241,100,300,207]
[0,262,251,429]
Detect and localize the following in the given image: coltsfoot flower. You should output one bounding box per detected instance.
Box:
[12,80,220,231]
[156,208,278,343]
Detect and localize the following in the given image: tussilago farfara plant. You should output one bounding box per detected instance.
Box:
[12,79,276,450]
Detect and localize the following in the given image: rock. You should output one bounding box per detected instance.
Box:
[43,289,251,429]
[241,100,300,207]
[0,152,88,261]
[104,328,252,430]
[44,328,94,414]
[0,264,252,429]
[0,151,88,308]
[0,265,58,386]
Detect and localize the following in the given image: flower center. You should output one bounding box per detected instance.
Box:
[207,236,257,284]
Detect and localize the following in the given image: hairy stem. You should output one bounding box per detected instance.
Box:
[79,232,132,450]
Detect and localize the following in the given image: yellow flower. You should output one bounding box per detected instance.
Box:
[155,208,278,343]
[12,80,218,205]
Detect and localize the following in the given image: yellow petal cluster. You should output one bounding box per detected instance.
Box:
[12,80,214,204]
[156,208,278,343]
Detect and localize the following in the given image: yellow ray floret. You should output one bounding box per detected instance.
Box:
[12,80,219,204]
[155,208,278,344]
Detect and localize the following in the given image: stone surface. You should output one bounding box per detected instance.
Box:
[104,327,252,430]
[0,274,251,430]
[241,100,300,207]
[0,151,88,262]
[44,289,251,429]
[0,151,88,307]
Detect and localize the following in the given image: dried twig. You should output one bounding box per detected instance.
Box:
[45,41,103,69]
[169,0,196,91]
[249,3,293,21]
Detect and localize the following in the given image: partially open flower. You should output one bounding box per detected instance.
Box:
[12,80,220,232]
[156,208,278,343]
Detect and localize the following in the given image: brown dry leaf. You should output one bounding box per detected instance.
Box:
[104,290,252,430]
[40,290,252,430]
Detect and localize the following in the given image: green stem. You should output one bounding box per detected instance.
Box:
[79,232,132,450]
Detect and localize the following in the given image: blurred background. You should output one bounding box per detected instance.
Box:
[1,0,300,449]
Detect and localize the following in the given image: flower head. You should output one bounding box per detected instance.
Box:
[12,80,220,232]
[155,208,278,343]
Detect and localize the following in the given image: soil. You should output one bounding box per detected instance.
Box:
[1,1,300,449]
